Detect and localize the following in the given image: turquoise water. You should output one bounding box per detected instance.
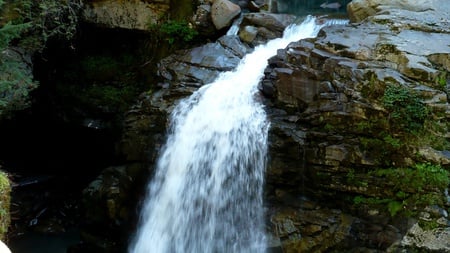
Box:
[275,0,352,16]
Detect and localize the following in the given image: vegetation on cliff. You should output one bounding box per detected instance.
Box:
[0,0,81,119]
[0,0,35,118]
[0,170,10,240]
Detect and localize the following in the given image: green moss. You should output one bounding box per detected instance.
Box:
[355,117,389,134]
[353,195,392,205]
[323,123,335,131]
[0,171,10,240]
[346,169,368,187]
[353,163,449,217]
[382,85,428,133]
[377,44,400,55]
[82,85,138,112]
[150,19,198,46]
[55,51,144,115]
[405,119,450,151]
[13,0,81,51]
[361,71,385,99]
[434,72,447,89]
[81,55,122,82]
[359,132,403,165]
[418,219,440,231]
[387,200,403,217]
[372,163,449,192]
[169,0,195,22]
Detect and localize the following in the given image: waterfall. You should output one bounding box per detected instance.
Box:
[129,16,346,253]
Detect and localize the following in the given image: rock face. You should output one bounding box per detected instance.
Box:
[82,0,171,30]
[347,0,450,26]
[261,0,450,251]
[80,166,140,251]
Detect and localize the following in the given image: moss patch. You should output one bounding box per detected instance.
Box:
[353,163,449,217]
[0,171,10,240]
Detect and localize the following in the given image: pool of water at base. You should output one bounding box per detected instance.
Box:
[9,229,80,253]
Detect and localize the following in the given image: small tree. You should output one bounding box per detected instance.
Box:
[0,0,37,118]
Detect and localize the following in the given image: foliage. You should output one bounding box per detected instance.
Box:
[353,196,401,216]
[82,85,138,112]
[354,163,449,217]
[0,50,38,116]
[419,220,440,230]
[382,85,428,133]
[0,21,30,49]
[414,120,450,150]
[14,0,81,51]
[81,55,122,82]
[57,53,141,115]
[0,0,81,118]
[372,163,449,193]
[346,169,368,187]
[359,132,403,165]
[150,19,198,45]
[0,1,37,118]
[434,71,447,89]
[387,200,403,217]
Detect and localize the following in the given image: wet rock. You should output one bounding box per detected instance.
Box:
[239,13,297,46]
[261,1,450,251]
[80,164,147,252]
[389,223,450,252]
[238,25,259,43]
[211,0,241,30]
[192,4,217,37]
[82,166,134,226]
[417,147,450,165]
[156,24,261,88]
[347,0,446,24]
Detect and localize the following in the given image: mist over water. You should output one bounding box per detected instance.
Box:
[129,16,346,253]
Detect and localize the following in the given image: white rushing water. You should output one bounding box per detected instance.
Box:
[130,16,345,253]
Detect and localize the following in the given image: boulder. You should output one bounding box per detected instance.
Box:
[192,4,217,37]
[238,13,296,46]
[211,0,241,30]
[389,223,450,252]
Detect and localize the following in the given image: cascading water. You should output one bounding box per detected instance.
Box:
[129,16,347,253]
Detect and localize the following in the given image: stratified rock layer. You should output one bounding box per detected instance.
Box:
[262,0,449,252]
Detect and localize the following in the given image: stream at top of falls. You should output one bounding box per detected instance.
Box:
[129,16,349,253]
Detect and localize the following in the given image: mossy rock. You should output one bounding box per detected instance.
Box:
[0,170,10,240]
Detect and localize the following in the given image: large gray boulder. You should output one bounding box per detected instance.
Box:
[211,0,241,30]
